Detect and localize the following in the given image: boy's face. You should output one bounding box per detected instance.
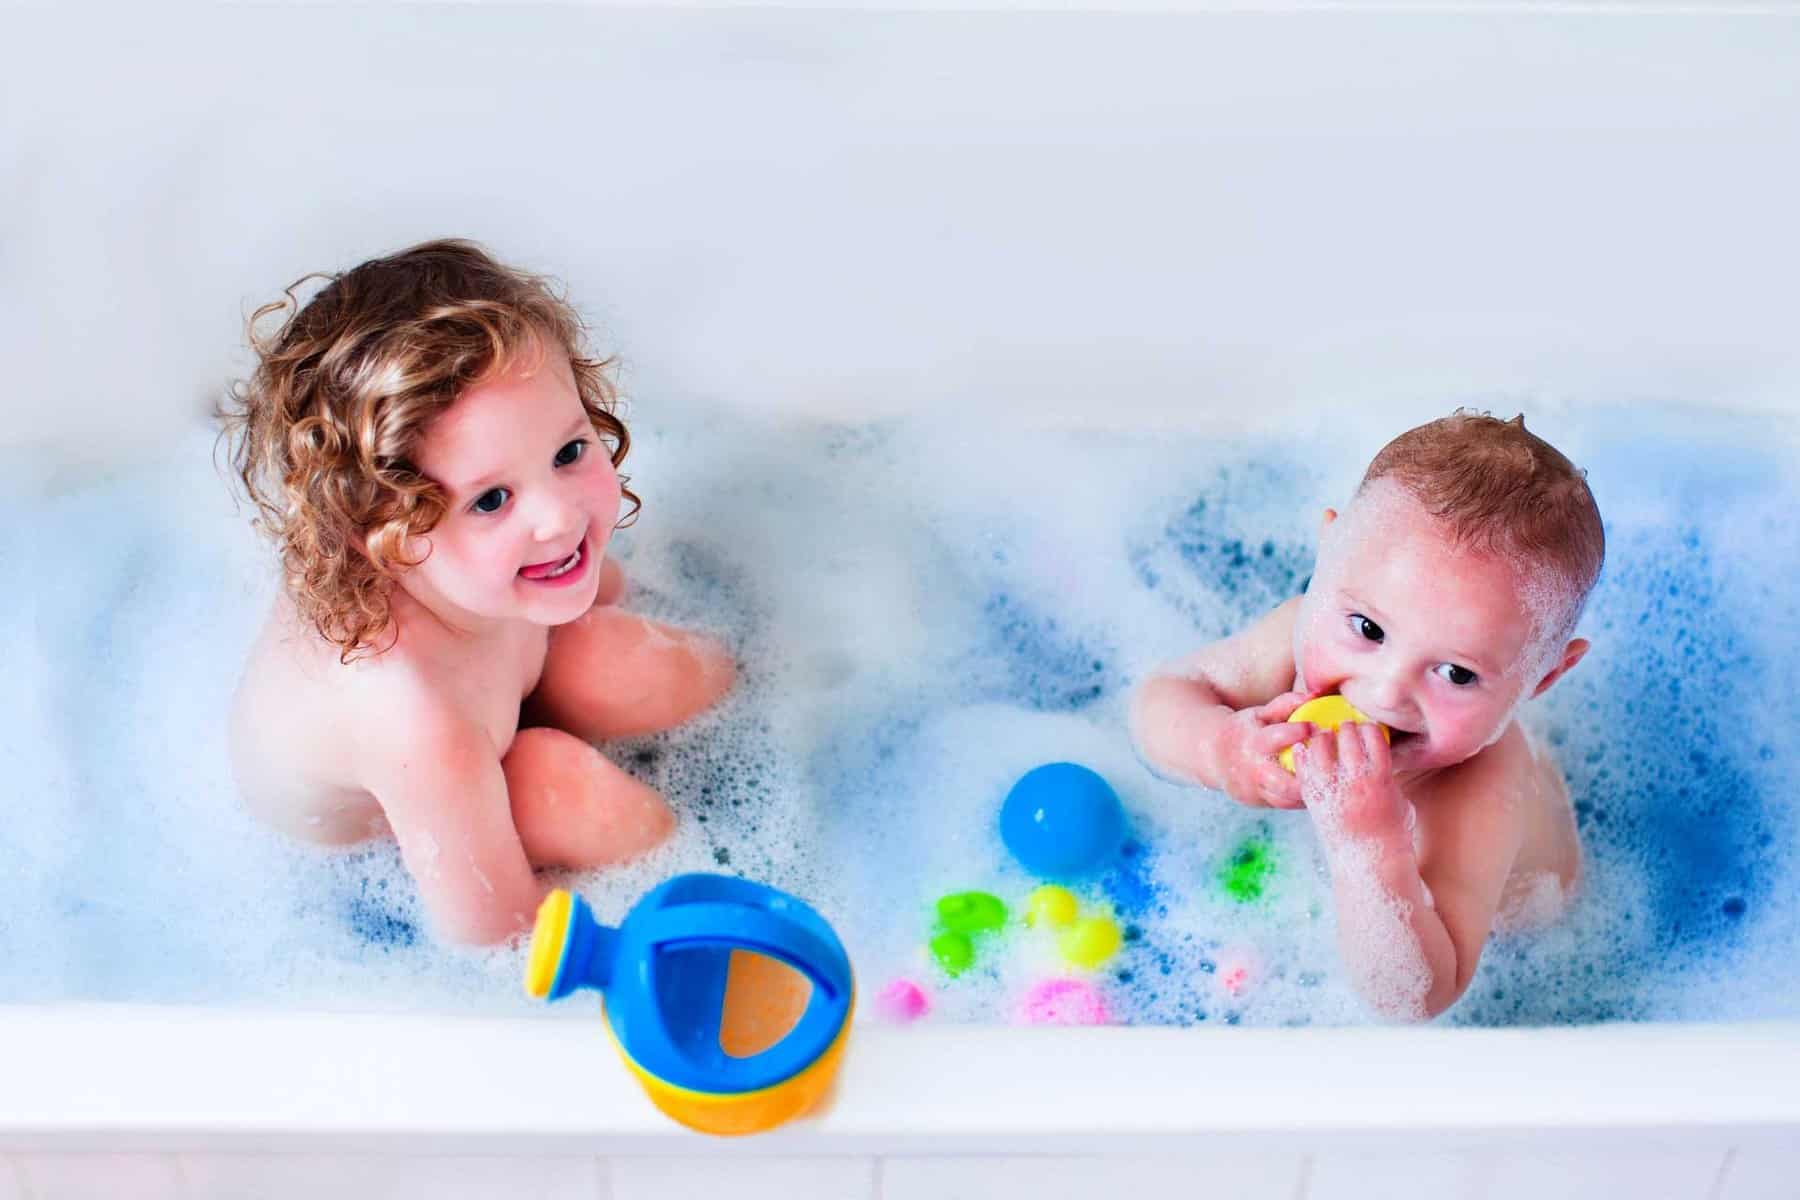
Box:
[400,341,621,630]
[1292,479,1581,775]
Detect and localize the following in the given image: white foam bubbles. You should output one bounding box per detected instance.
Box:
[6,399,1799,1030]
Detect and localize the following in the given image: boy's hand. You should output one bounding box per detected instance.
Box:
[1294,720,1410,838]
[1211,690,1317,810]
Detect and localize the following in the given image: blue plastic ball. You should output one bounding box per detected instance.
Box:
[1000,762,1124,878]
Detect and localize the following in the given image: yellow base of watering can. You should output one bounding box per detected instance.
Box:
[607,997,855,1136]
[526,876,855,1136]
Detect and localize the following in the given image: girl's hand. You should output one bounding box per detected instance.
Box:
[1210,690,1318,810]
[1293,719,1410,838]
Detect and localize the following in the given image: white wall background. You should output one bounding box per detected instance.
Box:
[5,3,1798,469]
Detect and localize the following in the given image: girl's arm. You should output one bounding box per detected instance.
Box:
[362,699,545,946]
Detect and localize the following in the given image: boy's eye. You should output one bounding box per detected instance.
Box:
[1351,614,1384,643]
[471,487,510,515]
[555,438,589,468]
[1436,663,1479,687]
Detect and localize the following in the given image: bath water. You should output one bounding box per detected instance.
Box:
[5,398,1795,1027]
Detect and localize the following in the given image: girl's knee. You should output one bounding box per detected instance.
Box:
[594,556,626,607]
[503,728,674,869]
[535,612,737,740]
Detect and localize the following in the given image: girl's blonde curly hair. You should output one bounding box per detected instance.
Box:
[218,238,637,663]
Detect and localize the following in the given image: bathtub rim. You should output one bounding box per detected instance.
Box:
[1,1004,1796,1154]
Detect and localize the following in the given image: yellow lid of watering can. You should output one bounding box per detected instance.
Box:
[524,888,574,1000]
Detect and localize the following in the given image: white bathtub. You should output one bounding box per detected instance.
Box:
[5,4,1798,1197]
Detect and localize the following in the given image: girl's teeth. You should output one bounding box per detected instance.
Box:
[542,547,581,578]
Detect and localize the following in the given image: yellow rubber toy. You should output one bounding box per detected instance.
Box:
[1277,694,1390,772]
[1025,885,1079,930]
[1058,913,1123,970]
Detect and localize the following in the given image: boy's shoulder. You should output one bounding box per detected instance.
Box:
[1203,595,1306,708]
[1409,720,1537,824]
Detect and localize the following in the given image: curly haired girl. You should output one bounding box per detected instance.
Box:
[220,239,734,944]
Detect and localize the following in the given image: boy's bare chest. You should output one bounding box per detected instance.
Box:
[1406,722,1580,888]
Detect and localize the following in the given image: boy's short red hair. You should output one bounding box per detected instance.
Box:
[1360,410,1605,638]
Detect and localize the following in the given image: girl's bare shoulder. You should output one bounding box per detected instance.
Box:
[237,594,441,757]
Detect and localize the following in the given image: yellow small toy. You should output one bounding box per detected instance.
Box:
[1058,913,1123,970]
[1025,884,1079,930]
[1019,885,1122,970]
[525,875,854,1137]
[1277,694,1390,772]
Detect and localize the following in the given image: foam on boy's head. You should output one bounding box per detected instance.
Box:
[1307,477,1581,726]
[1356,409,1603,646]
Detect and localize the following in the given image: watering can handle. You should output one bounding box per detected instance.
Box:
[638,903,851,999]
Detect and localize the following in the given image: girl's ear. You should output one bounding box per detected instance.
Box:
[1531,638,1590,699]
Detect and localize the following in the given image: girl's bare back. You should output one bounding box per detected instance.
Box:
[228,590,546,846]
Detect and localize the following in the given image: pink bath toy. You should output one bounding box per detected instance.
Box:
[877,978,931,1023]
[1018,978,1110,1026]
[1218,947,1260,998]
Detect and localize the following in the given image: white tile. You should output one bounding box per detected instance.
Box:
[1309,1149,1488,1199]
[1313,1146,1727,1200]
[882,1154,1305,1200]
[1718,1146,1800,1200]
[175,1154,604,1200]
[611,1156,872,1200]
[1482,1147,1725,1200]
[0,1156,27,1200]
[12,1154,185,1200]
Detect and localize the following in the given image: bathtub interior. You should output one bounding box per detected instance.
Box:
[5,5,1800,1036]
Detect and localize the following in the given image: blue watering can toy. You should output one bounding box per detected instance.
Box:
[524,873,855,1136]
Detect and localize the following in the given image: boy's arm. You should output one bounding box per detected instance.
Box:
[1408,730,1531,1009]
[1131,596,1304,787]
[1298,723,1523,1020]
[362,702,546,946]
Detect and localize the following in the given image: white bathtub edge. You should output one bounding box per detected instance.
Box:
[1,1006,1795,1153]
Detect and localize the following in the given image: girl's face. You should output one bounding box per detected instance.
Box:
[399,341,621,631]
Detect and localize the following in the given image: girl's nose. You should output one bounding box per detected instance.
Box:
[531,494,581,543]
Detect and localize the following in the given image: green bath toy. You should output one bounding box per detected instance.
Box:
[936,891,1008,935]
[1220,835,1276,903]
[930,931,976,976]
[929,890,1008,977]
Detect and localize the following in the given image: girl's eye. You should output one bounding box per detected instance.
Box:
[471,487,510,515]
[1351,614,1385,643]
[1436,663,1479,687]
[555,438,589,468]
